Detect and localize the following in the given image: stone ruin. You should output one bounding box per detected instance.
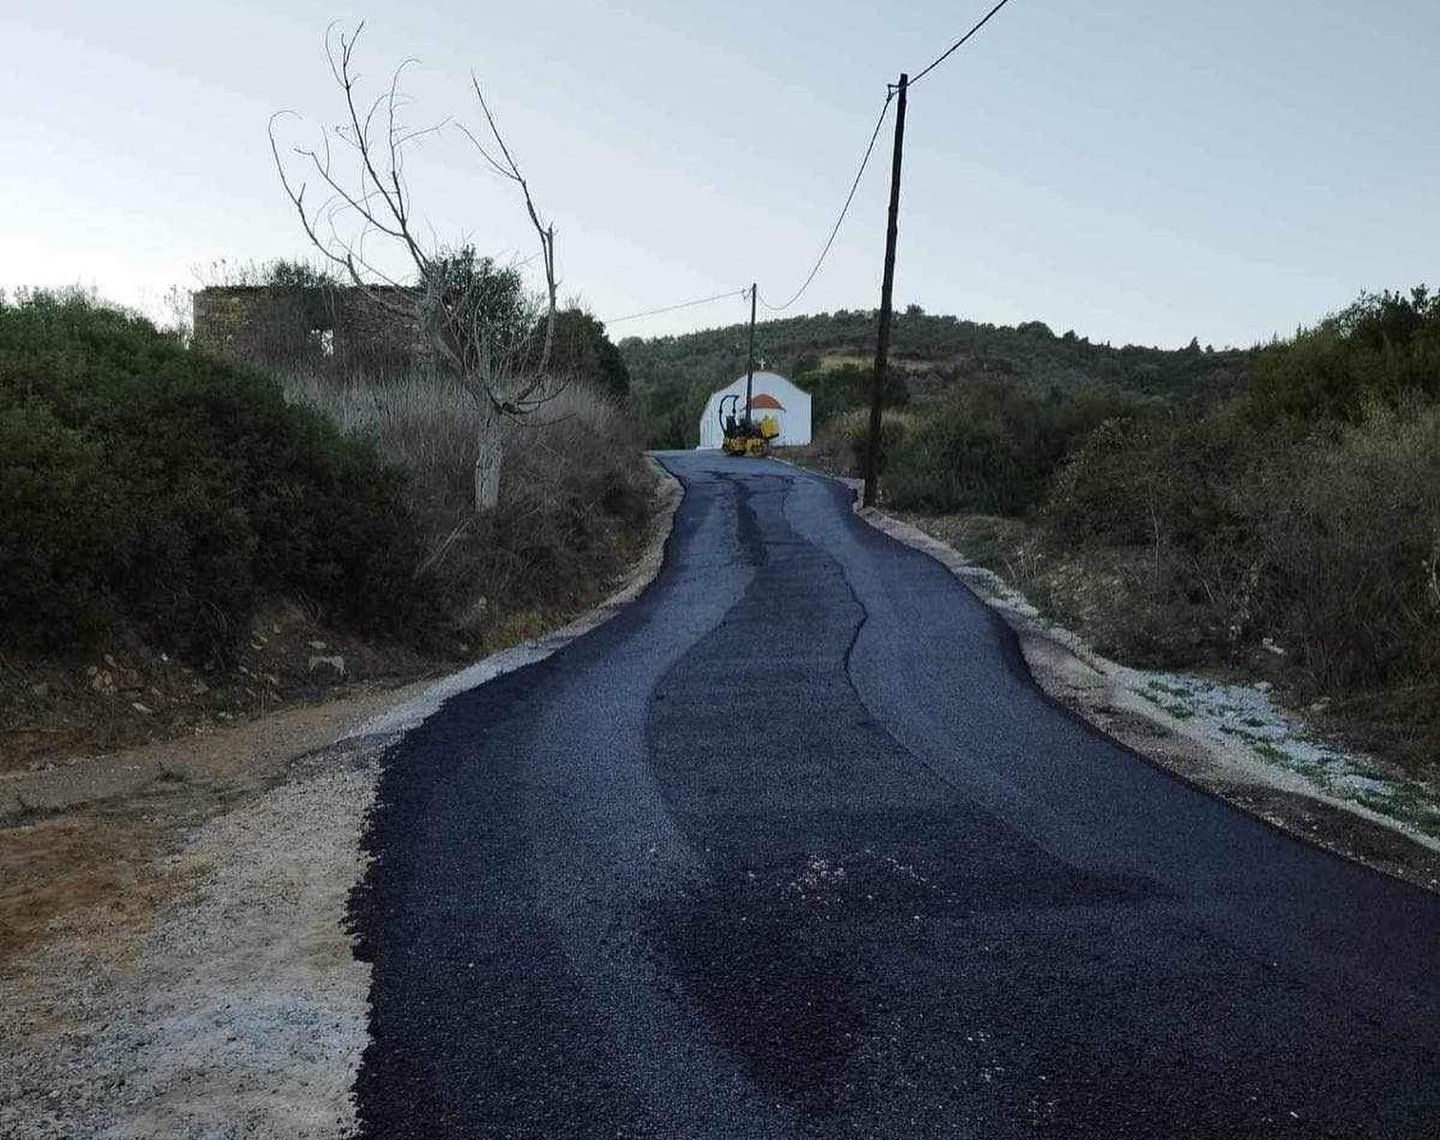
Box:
[192,285,428,376]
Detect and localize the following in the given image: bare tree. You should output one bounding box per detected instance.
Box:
[270,22,560,511]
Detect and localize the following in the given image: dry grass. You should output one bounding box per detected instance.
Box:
[0,813,168,963]
[278,370,478,510]
[278,370,655,646]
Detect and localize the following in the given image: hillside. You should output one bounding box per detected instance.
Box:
[621,308,1255,447]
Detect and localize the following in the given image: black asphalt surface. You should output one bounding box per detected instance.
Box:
[351,451,1440,1138]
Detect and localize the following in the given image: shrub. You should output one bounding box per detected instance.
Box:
[821,406,916,478]
[1239,400,1440,693]
[0,290,437,665]
[1246,286,1440,424]
[0,399,114,644]
[490,388,653,615]
[883,380,1143,516]
[1046,407,1250,552]
[544,310,632,399]
[1045,391,1440,698]
[1043,408,1262,659]
[793,362,909,429]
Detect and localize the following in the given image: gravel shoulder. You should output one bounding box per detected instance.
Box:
[0,736,389,1139]
[0,461,683,1139]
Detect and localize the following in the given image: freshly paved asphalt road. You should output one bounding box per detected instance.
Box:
[351,451,1440,1138]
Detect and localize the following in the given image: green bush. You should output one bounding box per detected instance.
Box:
[0,399,114,644]
[641,387,705,449]
[1045,389,1440,697]
[0,291,438,665]
[883,381,1143,516]
[1042,409,1263,660]
[1047,408,1250,552]
[544,310,632,399]
[1240,401,1440,693]
[824,406,915,478]
[793,362,908,428]
[1246,286,1440,423]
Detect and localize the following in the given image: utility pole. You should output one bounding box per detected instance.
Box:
[862,73,908,508]
[744,282,757,429]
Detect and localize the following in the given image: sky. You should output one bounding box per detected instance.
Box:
[2,0,1437,349]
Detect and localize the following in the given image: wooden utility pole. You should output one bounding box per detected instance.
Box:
[744,282,757,427]
[862,73,908,508]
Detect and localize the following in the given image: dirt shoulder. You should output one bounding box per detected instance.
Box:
[847,497,1440,894]
[0,731,390,1140]
[0,602,450,777]
[0,460,683,1139]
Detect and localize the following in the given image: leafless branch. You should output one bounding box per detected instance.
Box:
[271,23,570,511]
[467,79,557,372]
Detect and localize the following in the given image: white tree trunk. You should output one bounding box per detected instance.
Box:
[473,402,504,513]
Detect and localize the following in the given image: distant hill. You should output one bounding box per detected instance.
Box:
[620,308,1255,447]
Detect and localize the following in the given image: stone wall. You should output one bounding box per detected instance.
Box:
[192,286,425,376]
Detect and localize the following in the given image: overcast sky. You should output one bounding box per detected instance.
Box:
[3,1,1436,347]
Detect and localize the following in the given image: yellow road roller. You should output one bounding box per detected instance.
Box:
[719,393,780,458]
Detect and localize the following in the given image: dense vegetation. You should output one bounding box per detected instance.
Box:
[1044,290,1440,694]
[548,310,632,399]
[814,288,1440,768]
[0,291,438,666]
[622,306,1252,447]
[0,290,651,674]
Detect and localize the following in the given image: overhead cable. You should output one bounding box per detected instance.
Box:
[604,288,749,325]
[607,2,1014,328]
[909,0,1015,88]
[758,90,896,313]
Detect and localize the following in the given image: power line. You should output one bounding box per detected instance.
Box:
[909,0,1015,88]
[604,287,749,326]
[608,4,1013,330]
[607,92,896,326]
[758,90,895,313]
